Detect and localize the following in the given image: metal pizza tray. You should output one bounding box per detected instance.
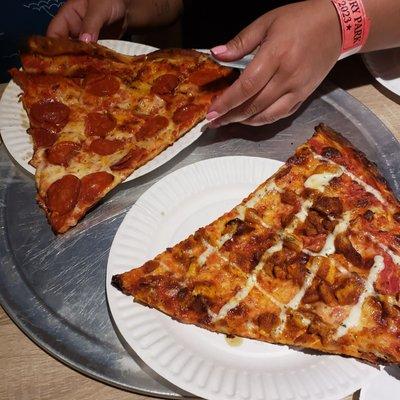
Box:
[1,82,399,399]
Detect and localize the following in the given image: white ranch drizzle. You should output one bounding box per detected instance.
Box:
[201,151,388,332]
[212,242,283,322]
[159,261,170,270]
[236,205,270,230]
[198,240,217,266]
[197,232,237,266]
[366,232,400,266]
[210,170,342,324]
[335,255,385,339]
[244,180,283,209]
[336,263,351,276]
[285,199,314,234]
[255,283,285,308]
[285,169,343,235]
[274,259,321,335]
[304,170,343,192]
[198,180,281,267]
[274,209,351,334]
[313,152,386,204]
[303,212,352,257]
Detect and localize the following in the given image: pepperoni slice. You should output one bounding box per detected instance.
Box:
[85,112,116,137]
[136,115,169,141]
[85,75,120,97]
[377,255,400,295]
[79,171,114,203]
[151,74,180,95]
[28,127,58,148]
[47,141,81,166]
[111,148,147,171]
[30,100,70,131]
[172,103,205,124]
[189,68,222,86]
[46,175,81,215]
[89,138,124,156]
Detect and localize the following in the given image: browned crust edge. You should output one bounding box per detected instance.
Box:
[313,123,400,207]
[23,36,135,64]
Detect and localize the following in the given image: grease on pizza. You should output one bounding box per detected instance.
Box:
[11,36,237,233]
[112,124,400,364]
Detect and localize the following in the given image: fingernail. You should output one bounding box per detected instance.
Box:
[79,33,92,43]
[206,111,219,121]
[211,45,227,55]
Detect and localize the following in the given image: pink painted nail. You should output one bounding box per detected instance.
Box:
[206,111,219,121]
[79,33,92,43]
[211,45,227,55]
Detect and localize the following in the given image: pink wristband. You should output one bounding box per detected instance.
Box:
[331,0,371,59]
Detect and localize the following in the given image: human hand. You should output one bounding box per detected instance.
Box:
[207,0,342,127]
[47,0,127,42]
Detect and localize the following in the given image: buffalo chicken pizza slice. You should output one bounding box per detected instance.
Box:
[11,36,237,233]
[113,124,400,364]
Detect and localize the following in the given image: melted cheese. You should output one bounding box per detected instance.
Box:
[275,259,320,335]
[313,153,386,204]
[255,283,284,308]
[286,199,313,234]
[207,169,347,324]
[304,170,343,191]
[236,205,246,221]
[198,231,236,267]
[245,180,282,209]
[212,241,283,322]
[197,179,281,270]
[335,255,385,338]
[236,206,270,229]
[286,169,343,235]
[196,149,388,329]
[308,212,352,257]
[367,233,400,266]
[198,240,215,266]
[136,95,165,114]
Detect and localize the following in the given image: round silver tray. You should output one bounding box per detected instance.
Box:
[1,83,399,398]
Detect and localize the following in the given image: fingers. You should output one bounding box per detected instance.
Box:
[47,13,72,38]
[242,93,303,126]
[211,14,273,61]
[47,0,87,38]
[79,0,112,42]
[80,0,127,42]
[47,0,124,42]
[207,43,279,121]
[208,70,288,127]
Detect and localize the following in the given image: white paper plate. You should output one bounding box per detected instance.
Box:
[360,366,400,400]
[0,40,207,182]
[363,48,400,97]
[106,156,378,400]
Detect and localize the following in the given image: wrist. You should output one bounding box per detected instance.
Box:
[322,0,343,59]
[330,0,371,59]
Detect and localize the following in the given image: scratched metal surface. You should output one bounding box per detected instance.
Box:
[0,83,400,399]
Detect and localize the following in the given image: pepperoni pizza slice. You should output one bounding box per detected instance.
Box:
[11,36,237,233]
[112,124,400,364]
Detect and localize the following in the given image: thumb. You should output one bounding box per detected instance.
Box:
[79,1,111,42]
[211,14,273,61]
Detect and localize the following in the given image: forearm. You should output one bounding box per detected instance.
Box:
[125,0,183,29]
[362,0,400,51]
